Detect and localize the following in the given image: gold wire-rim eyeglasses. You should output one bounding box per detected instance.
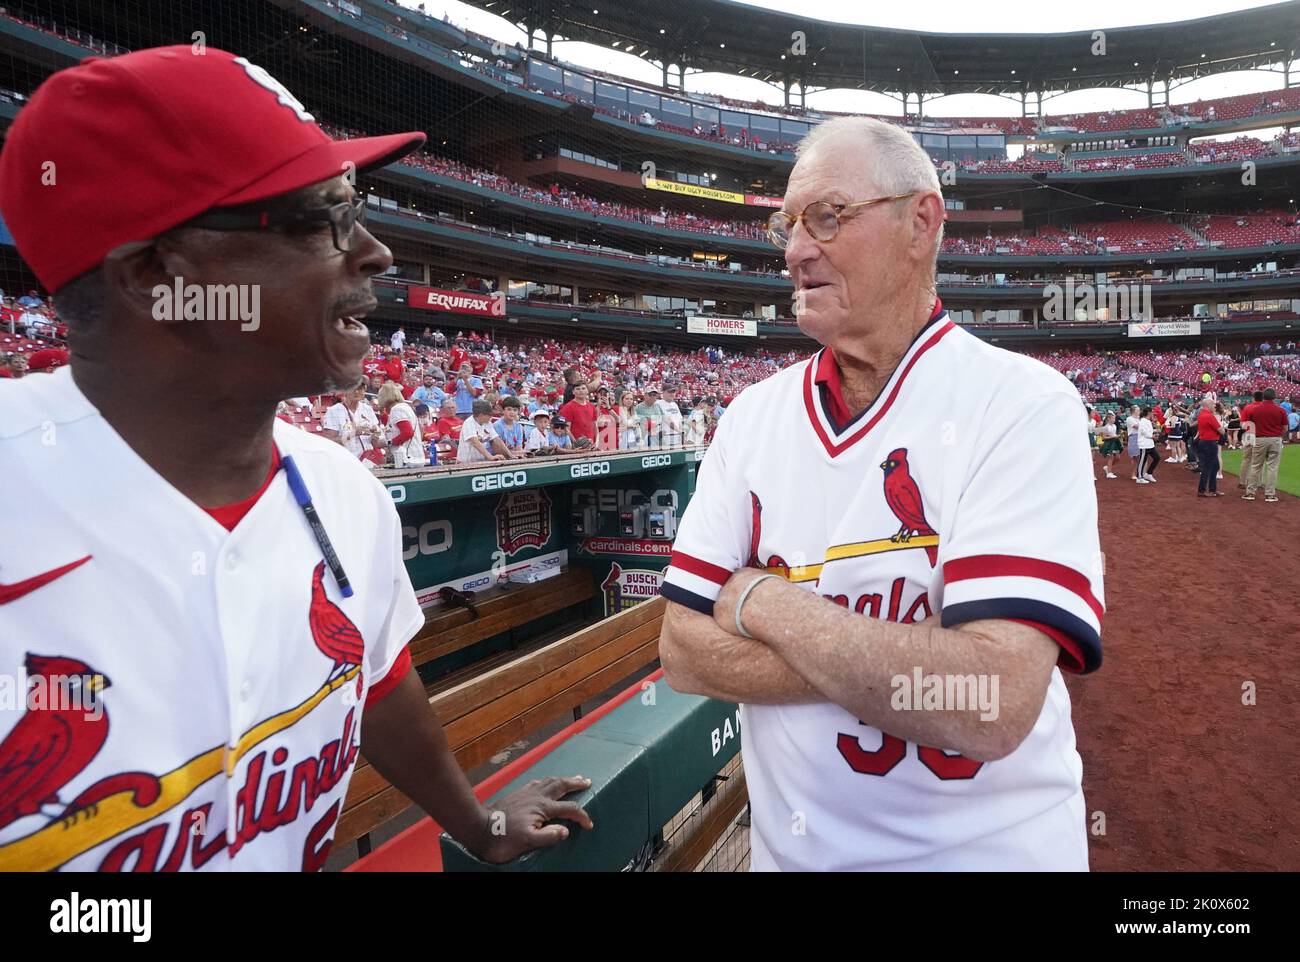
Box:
[766,192,919,249]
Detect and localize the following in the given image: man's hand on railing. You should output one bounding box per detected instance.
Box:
[471,776,594,863]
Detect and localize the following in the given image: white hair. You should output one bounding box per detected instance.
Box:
[795,116,944,268]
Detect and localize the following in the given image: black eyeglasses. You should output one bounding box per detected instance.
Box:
[183,197,368,254]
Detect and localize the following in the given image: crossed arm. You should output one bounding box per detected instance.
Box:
[659,569,1061,762]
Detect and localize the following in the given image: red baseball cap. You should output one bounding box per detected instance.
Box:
[0,46,425,293]
[26,347,70,371]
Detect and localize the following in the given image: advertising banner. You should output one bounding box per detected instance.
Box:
[643,178,781,209]
[407,286,507,317]
[1127,320,1202,338]
[643,178,744,204]
[600,564,665,616]
[687,315,758,337]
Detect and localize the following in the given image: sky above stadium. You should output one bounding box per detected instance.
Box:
[400,0,1294,137]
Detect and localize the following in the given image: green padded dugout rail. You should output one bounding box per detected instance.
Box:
[440,680,742,872]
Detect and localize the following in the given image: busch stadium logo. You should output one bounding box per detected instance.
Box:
[600,563,663,616]
[495,490,552,556]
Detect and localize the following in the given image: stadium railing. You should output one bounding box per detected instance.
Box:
[337,594,667,855]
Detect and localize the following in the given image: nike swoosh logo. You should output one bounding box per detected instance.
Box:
[0,555,92,604]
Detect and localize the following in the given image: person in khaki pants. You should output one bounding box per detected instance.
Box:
[1239,390,1262,490]
[1243,388,1287,502]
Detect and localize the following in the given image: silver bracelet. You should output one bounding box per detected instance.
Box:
[735,573,780,640]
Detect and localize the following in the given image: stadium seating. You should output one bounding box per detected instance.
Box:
[1047,108,1164,133]
[1189,136,1278,163]
[1170,88,1300,124]
[1086,219,1201,253]
[1197,212,1300,248]
[1070,150,1190,172]
[1116,350,1294,397]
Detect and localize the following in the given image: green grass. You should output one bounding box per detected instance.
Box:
[1220,444,1300,497]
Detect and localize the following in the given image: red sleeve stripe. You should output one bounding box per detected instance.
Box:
[1008,618,1087,675]
[943,554,1103,622]
[365,646,412,705]
[669,550,732,586]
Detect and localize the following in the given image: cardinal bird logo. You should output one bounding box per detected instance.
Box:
[880,448,939,568]
[745,491,789,577]
[0,653,158,831]
[309,561,365,691]
[746,491,764,569]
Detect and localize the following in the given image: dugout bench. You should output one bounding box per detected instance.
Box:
[344,597,746,872]
[340,448,745,867]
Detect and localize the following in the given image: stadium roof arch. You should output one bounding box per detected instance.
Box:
[469,0,1300,105]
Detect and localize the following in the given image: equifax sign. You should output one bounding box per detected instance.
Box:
[408,286,507,317]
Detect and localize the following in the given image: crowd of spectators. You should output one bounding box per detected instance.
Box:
[272,329,801,466]
[0,290,67,377]
[1070,149,1190,172]
[264,324,1300,471]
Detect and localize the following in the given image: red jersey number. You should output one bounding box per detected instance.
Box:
[837,728,984,780]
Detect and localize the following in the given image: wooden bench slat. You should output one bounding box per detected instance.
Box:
[411,590,593,664]
[347,618,590,790]
[409,570,596,667]
[411,569,594,641]
[336,637,661,847]
[430,597,665,723]
[336,784,413,848]
[441,621,662,749]
[449,637,661,773]
[336,596,666,849]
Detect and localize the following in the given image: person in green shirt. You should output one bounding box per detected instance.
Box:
[634,388,666,449]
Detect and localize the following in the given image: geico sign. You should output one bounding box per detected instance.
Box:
[641,454,671,469]
[471,470,528,492]
[401,520,452,560]
[570,461,611,479]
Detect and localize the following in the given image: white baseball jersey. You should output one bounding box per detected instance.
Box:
[661,310,1104,871]
[387,400,426,465]
[0,368,422,871]
[321,400,381,458]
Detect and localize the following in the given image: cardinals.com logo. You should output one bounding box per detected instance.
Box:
[0,562,368,871]
[747,446,939,584]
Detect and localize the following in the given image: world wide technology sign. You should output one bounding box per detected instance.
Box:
[1127,320,1202,338]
